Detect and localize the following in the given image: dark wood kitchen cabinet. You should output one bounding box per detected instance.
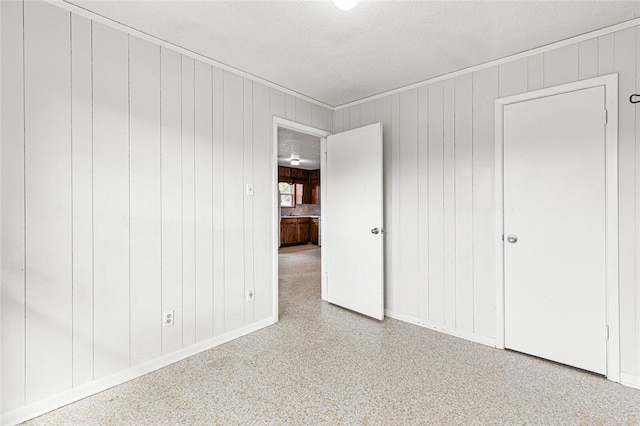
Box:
[310,218,319,244]
[280,217,315,246]
[280,218,298,246]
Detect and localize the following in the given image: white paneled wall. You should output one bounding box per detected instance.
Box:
[334,25,640,381]
[0,0,332,420]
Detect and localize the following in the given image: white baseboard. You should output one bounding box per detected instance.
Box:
[384,310,496,348]
[1,317,276,426]
[620,372,640,389]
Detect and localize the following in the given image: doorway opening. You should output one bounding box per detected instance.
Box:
[272,118,331,322]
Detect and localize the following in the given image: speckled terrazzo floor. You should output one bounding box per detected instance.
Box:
[25,244,640,425]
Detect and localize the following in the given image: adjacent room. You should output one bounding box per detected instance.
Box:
[3,0,640,424]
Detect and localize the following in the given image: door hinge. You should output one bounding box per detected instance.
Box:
[605,325,609,340]
[604,110,608,125]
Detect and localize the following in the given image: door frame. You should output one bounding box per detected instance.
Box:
[272,117,331,322]
[494,74,620,382]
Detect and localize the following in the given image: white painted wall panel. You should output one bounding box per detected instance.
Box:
[527,54,544,91]
[253,82,273,322]
[182,56,197,347]
[224,71,246,332]
[579,39,599,80]
[285,94,296,120]
[427,84,445,325]
[499,58,528,97]
[244,78,255,326]
[417,87,429,321]
[92,22,130,378]
[614,28,637,373]
[360,101,375,126]
[389,94,400,313]
[470,67,498,338]
[194,61,214,342]
[1,1,26,411]
[598,34,615,76]
[302,100,312,125]
[543,44,579,87]
[71,14,94,387]
[212,67,225,337]
[160,47,183,354]
[129,36,162,366]
[443,80,456,328]
[453,74,474,333]
[398,90,419,318]
[24,1,73,403]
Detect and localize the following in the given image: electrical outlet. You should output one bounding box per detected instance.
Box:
[163,309,175,327]
[246,288,255,302]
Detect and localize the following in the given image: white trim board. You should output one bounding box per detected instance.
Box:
[45,0,333,111]
[1,317,276,426]
[272,117,331,323]
[493,74,620,383]
[620,373,640,390]
[384,310,496,348]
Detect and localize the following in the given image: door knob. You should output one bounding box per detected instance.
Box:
[507,235,518,244]
[371,228,380,235]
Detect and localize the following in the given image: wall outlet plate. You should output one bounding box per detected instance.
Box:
[246,288,255,302]
[163,309,175,327]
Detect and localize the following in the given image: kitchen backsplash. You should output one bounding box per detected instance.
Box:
[281,204,321,216]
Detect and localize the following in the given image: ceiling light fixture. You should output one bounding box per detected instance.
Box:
[290,155,300,166]
[333,0,358,11]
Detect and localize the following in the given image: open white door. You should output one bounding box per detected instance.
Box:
[324,123,384,320]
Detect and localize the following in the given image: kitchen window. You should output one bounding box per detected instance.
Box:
[279,182,303,207]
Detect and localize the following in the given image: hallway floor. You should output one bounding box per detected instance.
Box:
[26,244,640,425]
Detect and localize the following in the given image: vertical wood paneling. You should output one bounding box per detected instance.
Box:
[71,13,94,387]
[212,67,225,337]
[182,56,196,347]
[194,61,214,342]
[243,78,255,326]
[499,58,527,97]
[614,28,637,373]
[1,0,26,410]
[24,1,72,403]
[302,100,312,125]
[544,44,579,87]
[334,109,344,133]
[598,34,615,76]
[349,105,361,129]
[295,98,304,124]
[579,39,599,80]
[390,94,400,312]
[92,22,130,378]
[527,54,544,91]
[360,101,375,126]
[270,88,285,119]
[343,108,351,131]
[375,97,393,310]
[285,94,296,120]
[129,36,161,365]
[399,89,419,317]
[252,82,272,322]
[427,84,445,325]
[224,71,245,332]
[160,47,183,353]
[453,74,474,333]
[417,86,429,321]
[312,104,329,131]
[443,80,456,328]
[471,67,498,338]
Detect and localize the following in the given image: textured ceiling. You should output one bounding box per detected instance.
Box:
[278,128,321,170]
[67,1,640,106]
